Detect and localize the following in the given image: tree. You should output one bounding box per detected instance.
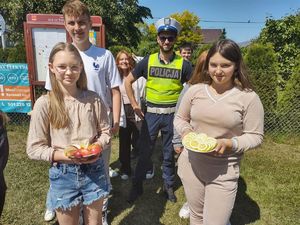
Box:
[170,10,203,49]
[192,43,212,65]
[87,0,152,48]
[219,28,226,40]
[108,45,132,58]
[0,0,63,42]
[134,23,158,56]
[134,10,204,56]
[0,0,152,48]
[257,11,300,81]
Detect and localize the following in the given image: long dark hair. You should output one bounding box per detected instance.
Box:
[200,39,253,90]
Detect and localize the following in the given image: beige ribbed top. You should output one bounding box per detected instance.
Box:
[174,83,264,163]
[27,91,111,162]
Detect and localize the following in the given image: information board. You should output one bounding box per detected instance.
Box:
[0,63,31,113]
[24,14,105,105]
[32,28,66,81]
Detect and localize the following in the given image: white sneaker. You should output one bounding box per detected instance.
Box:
[102,211,108,225]
[44,209,55,222]
[109,167,118,178]
[146,167,154,179]
[179,202,190,219]
[120,173,129,180]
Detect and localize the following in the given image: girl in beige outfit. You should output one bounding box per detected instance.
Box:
[174,39,264,225]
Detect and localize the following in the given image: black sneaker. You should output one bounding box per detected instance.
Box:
[163,184,177,203]
[127,181,143,204]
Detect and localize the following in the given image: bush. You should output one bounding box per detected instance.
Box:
[277,55,300,133]
[0,48,9,62]
[244,43,279,131]
[192,44,212,65]
[257,12,300,81]
[0,42,26,63]
[134,40,158,57]
[109,45,133,58]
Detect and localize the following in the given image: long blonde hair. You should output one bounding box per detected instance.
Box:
[48,42,87,129]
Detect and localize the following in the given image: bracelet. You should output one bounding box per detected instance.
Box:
[51,150,56,163]
[231,137,238,151]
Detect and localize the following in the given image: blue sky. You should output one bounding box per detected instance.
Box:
[139,0,299,43]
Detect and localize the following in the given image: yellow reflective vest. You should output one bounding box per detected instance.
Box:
[146,53,184,105]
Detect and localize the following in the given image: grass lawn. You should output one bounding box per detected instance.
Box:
[0,125,299,225]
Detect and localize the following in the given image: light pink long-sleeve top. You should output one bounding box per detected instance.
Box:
[174,83,264,163]
[27,91,111,162]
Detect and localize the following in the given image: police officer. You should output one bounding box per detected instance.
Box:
[125,17,192,203]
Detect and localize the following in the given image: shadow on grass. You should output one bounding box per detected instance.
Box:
[230,177,260,225]
[108,136,182,225]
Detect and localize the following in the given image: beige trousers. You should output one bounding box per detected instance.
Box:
[178,150,239,225]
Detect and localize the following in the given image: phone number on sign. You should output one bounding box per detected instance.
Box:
[5,102,31,107]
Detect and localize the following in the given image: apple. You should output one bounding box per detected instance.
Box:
[74,150,82,158]
[80,148,91,156]
[64,146,78,158]
[88,143,102,155]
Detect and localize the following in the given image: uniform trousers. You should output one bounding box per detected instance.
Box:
[178,150,239,225]
[133,112,175,187]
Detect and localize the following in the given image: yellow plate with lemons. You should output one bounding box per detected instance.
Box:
[182,132,217,153]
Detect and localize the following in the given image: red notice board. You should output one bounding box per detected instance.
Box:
[23,14,105,104]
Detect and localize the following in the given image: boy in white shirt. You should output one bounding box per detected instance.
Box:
[44,1,121,224]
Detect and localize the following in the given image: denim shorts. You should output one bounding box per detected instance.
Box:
[48,158,109,211]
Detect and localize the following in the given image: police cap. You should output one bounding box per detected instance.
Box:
[155,17,182,35]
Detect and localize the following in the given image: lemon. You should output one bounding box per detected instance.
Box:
[182,132,217,153]
[198,143,210,152]
[189,139,200,150]
[206,137,217,149]
[197,133,208,142]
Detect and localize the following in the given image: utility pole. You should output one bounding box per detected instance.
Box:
[0,14,6,50]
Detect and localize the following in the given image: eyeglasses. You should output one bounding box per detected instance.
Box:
[55,65,81,74]
[159,35,176,42]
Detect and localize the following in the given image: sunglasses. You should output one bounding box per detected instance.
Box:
[159,36,176,42]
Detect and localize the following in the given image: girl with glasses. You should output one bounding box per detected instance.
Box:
[27,42,111,225]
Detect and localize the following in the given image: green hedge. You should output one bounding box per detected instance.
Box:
[244,43,279,131]
[109,45,133,58]
[0,42,26,63]
[277,55,300,133]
